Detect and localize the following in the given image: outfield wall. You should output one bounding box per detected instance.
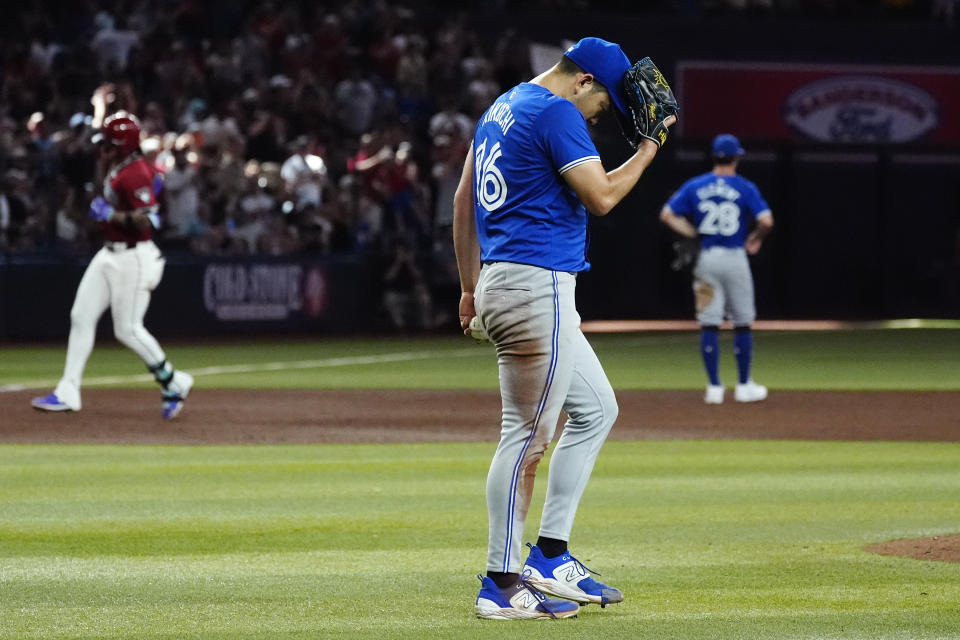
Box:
[0,255,384,340]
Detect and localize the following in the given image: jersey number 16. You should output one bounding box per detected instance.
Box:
[475,137,507,212]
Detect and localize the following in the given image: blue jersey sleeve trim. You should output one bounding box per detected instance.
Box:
[558,155,601,174]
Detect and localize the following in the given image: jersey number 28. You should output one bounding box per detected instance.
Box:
[697,200,740,236]
[475,137,507,212]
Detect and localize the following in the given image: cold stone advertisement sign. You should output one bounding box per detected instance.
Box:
[676,61,960,145]
[203,263,305,321]
[201,262,331,323]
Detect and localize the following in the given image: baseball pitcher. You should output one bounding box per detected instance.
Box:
[454,37,677,619]
[660,133,774,404]
[32,111,193,419]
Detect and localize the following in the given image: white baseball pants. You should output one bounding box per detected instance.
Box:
[474,262,618,574]
[54,241,167,409]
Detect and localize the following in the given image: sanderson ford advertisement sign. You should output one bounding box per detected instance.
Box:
[676,62,960,145]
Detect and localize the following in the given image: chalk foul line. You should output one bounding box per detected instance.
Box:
[0,348,486,392]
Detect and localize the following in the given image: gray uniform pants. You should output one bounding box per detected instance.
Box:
[475,262,618,574]
[693,246,756,326]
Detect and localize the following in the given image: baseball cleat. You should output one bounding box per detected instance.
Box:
[734,380,768,403]
[162,395,185,420]
[161,371,194,419]
[475,574,579,620]
[31,393,76,412]
[704,384,725,405]
[521,543,623,607]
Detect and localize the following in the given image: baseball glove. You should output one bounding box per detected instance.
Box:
[619,57,679,149]
[670,237,700,272]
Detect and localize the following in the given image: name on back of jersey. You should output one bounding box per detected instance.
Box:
[696,179,741,202]
[481,101,516,136]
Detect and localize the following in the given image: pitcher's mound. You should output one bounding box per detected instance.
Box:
[866,535,960,563]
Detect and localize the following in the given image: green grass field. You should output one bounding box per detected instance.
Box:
[3,328,960,391]
[1,328,959,639]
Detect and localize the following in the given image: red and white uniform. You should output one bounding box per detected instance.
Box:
[52,153,169,410]
[101,153,158,244]
[36,109,192,417]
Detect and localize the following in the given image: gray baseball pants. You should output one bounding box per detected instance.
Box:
[693,246,756,326]
[474,261,618,574]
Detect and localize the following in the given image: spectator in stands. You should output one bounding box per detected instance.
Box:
[2,168,43,250]
[429,133,468,233]
[90,11,140,75]
[162,145,201,241]
[428,96,474,143]
[466,62,502,119]
[196,142,244,229]
[395,35,433,127]
[26,112,60,191]
[381,238,433,331]
[257,210,300,256]
[280,135,328,213]
[245,105,288,164]
[337,173,382,252]
[232,169,276,254]
[334,66,378,137]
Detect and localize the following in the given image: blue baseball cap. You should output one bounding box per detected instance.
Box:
[712,134,745,157]
[564,37,631,115]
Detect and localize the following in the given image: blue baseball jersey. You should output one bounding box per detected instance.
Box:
[473,83,601,272]
[667,173,771,250]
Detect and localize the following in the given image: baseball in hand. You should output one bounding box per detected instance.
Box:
[468,316,489,342]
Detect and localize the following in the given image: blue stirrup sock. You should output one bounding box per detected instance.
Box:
[700,326,721,386]
[734,326,753,384]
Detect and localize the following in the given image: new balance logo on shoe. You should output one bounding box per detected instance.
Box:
[561,561,587,583]
[512,590,538,609]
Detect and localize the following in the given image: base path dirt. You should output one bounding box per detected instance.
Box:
[4,388,959,562]
[3,389,958,444]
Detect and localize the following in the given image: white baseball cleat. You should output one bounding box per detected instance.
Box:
[161,370,194,419]
[734,380,768,403]
[31,392,78,412]
[704,384,725,405]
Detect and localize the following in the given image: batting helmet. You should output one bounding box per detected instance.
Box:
[93,111,142,155]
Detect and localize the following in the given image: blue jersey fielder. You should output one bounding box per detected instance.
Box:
[473,83,601,272]
[666,173,771,250]
[659,133,774,407]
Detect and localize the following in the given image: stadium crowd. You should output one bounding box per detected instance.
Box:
[0,0,952,327]
[0,1,537,328]
[0,2,523,257]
